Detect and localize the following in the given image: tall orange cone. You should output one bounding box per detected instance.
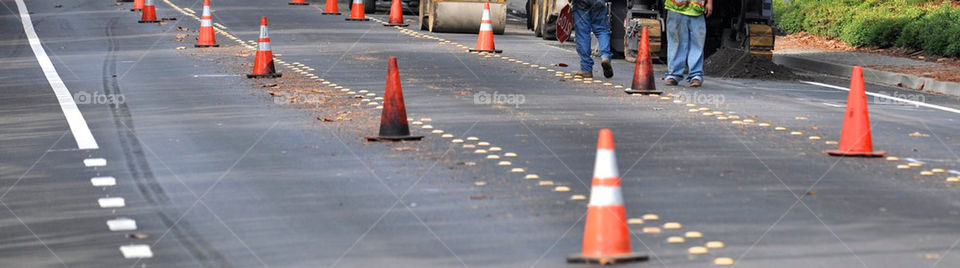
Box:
[289,0,309,5]
[366,57,423,142]
[131,0,144,12]
[383,0,408,27]
[469,3,501,53]
[247,17,282,79]
[321,0,341,15]
[195,0,219,47]
[567,129,648,265]
[345,0,370,21]
[825,66,885,157]
[625,27,661,95]
[138,0,160,23]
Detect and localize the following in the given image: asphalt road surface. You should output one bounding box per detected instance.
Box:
[1,0,959,267]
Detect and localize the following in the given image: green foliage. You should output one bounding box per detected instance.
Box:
[773,0,960,57]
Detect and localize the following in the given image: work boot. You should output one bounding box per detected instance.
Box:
[570,71,593,79]
[601,58,613,78]
[664,77,678,86]
[688,78,702,87]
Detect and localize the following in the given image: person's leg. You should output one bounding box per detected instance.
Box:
[573,6,594,73]
[590,0,613,78]
[664,11,688,81]
[686,14,707,82]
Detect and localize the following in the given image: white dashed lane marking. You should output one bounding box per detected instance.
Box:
[91,176,116,187]
[98,197,125,208]
[107,218,138,231]
[83,158,107,167]
[119,244,154,259]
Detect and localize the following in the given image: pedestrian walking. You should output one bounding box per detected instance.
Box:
[571,0,614,79]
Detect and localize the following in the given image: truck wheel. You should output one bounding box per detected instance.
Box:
[541,15,557,40]
[364,0,376,13]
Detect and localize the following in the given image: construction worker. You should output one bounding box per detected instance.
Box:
[664,0,712,87]
[571,0,613,79]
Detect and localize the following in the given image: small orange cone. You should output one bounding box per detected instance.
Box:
[321,0,341,15]
[138,0,160,23]
[247,17,281,79]
[625,27,661,95]
[195,0,218,47]
[825,66,885,157]
[383,0,408,27]
[567,129,648,265]
[289,0,309,5]
[469,3,501,53]
[366,57,423,142]
[131,0,144,11]
[345,0,370,21]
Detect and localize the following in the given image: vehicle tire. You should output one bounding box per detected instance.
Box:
[364,0,376,13]
[526,0,534,30]
[541,15,557,40]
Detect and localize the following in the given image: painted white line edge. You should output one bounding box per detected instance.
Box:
[84,158,107,167]
[107,218,137,231]
[98,197,125,208]
[801,81,960,115]
[91,176,117,187]
[14,0,99,150]
[119,244,153,258]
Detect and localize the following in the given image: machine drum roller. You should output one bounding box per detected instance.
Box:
[420,0,506,34]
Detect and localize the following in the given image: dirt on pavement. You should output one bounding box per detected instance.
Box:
[704,48,798,80]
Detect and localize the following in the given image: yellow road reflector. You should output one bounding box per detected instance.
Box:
[920,171,934,176]
[932,168,946,173]
[510,168,524,173]
[714,257,735,266]
[947,177,959,182]
[411,121,423,125]
[467,136,479,141]
[367,102,379,106]
[554,186,570,192]
[688,109,700,113]
[742,119,755,123]
[487,155,501,160]
[477,141,490,146]
[451,139,464,143]
[538,180,554,186]
[531,64,539,67]
[642,214,659,221]
[360,99,371,103]
[717,116,729,120]
[421,125,434,129]
[442,134,454,138]
[663,222,682,229]
[896,165,910,169]
[809,136,821,140]
[420,118,432,122]
[689,246,708,255]
[432,130,444,134]
[660,97,672,100]
[885,156,900,161]
[463,144,476,149]
[684,231,703,238]
[698,107,710,111]
[732,121,744,125]
[686,103,697,107]
[728,115,740,119]
[908,162,923,167]
[474,149,487,154]
[570,194,586,200]
[673,100,683,104]
[496,160,511,166]
[525,174,540,180]
[825,141,839,145]
[702,112,714,116]
[358,90,369,93]
[790,131,803,136]
[758,123,771,127]
[667,236,685,243]
[614,85,624,88]
[474,181,487,186]
[795,116,809,120]
[706,241,725,248]
[627,218,644,225]
[504,152,517,158]
[489,147,502,152]
[642,227,661,234]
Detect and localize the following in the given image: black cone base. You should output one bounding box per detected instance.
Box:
[469,49,502,53]
[346,18,370,21]
[365,135,424,142]
[566,252,648,265]
[246,73,282,79]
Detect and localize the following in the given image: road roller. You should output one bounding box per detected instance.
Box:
[526,0,776,62]
[419,0,507,35]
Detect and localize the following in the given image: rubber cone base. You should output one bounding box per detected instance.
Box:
[824,150,886,157]
[566,252,649,265]
[624,89,662,95]
[288,3,309,5]
[468,49,502,53]
[139,20,161,23]
[365,135,424,142]
[195,44,220,48]
[247,73,282,79]
[322,12,341,15]
[384,23,409,27]
[346,18,370,21]
[130,9,142,11]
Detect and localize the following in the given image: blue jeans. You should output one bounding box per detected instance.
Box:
[573,0,611,72]
[665,10,706,82]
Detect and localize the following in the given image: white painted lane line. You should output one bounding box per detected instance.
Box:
[90,176,116,187]
[107,218,137,231]
[98,197,125,208]
[83,158,107,167]
[119,244,153,258]
[822,102,845,108]
[14,0,99,150]
[905,158,926,164]
[801,81,960,115]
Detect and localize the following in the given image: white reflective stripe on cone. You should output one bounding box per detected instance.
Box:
[145,0,154,6]
[588,186,624,206]
[593,149,618,179]
[202,5,210,16]
[353,0,362,3]
[259,42,270,51]
[480,23,493,31]
[481,9,490,20]
[260,26,269,38]
[201,18,212,27]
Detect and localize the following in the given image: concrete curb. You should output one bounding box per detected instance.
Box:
[773,54,960,97]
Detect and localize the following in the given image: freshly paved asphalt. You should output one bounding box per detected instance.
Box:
[1,0,958,267]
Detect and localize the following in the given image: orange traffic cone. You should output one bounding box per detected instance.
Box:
[825,66,885,157]
[469,3,501,53]
[345,0,370,21]
[247,17,282,79]
[321,0,341,15]
[131,0,144,11]
[567,129,648,265]
[289,0,309,5]
[366,57,423,142]
[383,0,408,27]
[625,27,661,95]
[195,0,218,47]
[139,0,160,23]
